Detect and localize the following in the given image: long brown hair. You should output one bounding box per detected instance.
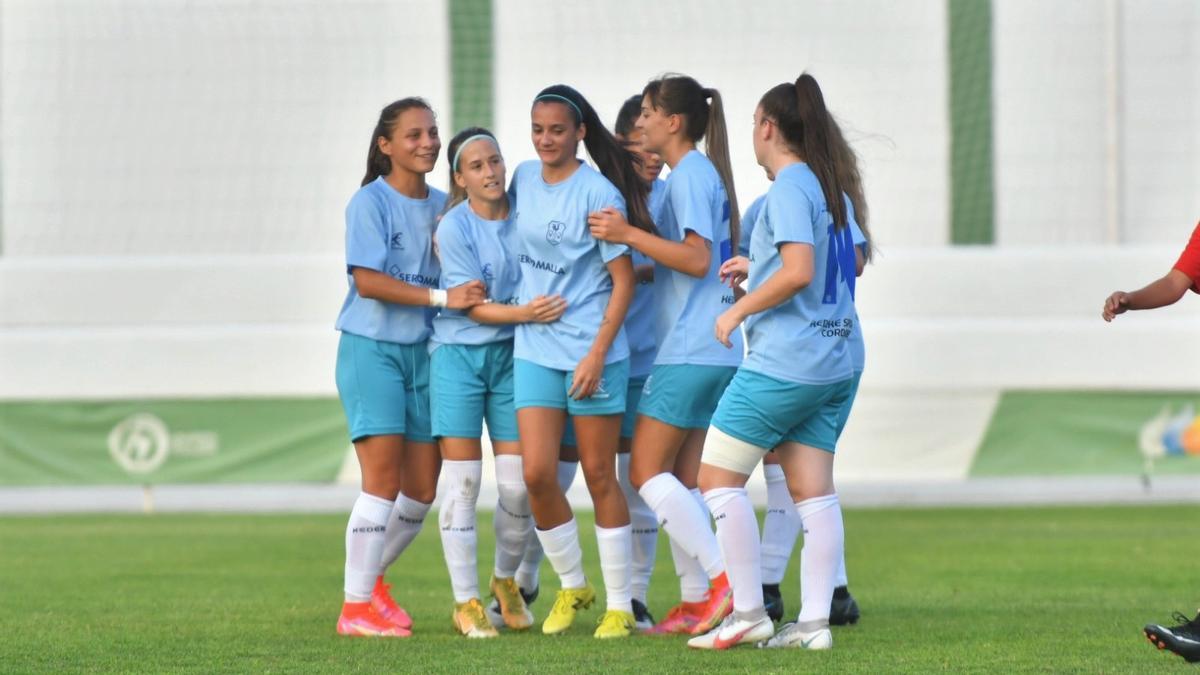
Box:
[643,74,740,248]
[360,97,434,187]
[759,74,852,233]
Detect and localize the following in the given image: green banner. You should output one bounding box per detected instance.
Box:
[0,399,348,486]
[971,391,1200,477]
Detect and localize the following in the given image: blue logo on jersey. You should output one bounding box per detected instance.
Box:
[481,262,495,281]
[390,232,404,250]
[546,221,566,246]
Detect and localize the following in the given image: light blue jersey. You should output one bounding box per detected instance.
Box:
[335,177,445,344]
[743,189,867,373]
[626,178,666,378]
[510,160,630,370]
[430,199,522,347]
[742,162,857,384]
[651,150,742,367]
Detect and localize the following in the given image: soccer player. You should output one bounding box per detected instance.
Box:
[430,128,568,637]
[1103,221,1200,664]
[334,98,486,637]
[687,73,859,651]
[510,84,654,638]
[588,75,741,637]
[612,94,668,630]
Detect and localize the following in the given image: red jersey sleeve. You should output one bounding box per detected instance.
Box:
[1173,222,1200,294]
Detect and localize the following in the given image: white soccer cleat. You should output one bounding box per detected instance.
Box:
[756,621,833,650]
[686,611,774,650]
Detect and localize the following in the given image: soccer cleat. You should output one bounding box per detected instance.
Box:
[690,574,734,635]
[486,584,538,629]
[687,610,774,650]
[1144,610,1200,663]
[371,577,413,630]
[593,609,636,639]
[337,602,410,637]
[645,601,705,635]
[489,576,534,631]
[763,584,784,623]
[631,598,655,631]
[756,621,833,650]
[830,585,860,626]
[542,583,596,635]
[451,598,500,638]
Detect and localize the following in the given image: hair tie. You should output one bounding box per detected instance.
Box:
[534,93,583,122]
[452,133,497,172]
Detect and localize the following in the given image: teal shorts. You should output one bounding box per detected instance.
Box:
[430,341,518,442]
[335,332,433,443]
[638,364,737,429]
[834,371,863,437]
[710,368,852,452]
[513,358,629,417]
[562,376,646,446]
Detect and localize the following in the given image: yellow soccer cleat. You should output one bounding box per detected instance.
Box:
[451,598,500,639]
[490,576,534,630]
[541,583,596,635]
[593,609,636,639]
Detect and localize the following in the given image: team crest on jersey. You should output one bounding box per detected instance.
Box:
[546,221,566,246]
[481,262,495,281]
[390,232,405,250]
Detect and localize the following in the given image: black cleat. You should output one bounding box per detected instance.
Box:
[763,584,784,623]
[1144,610,1200,663]
[632,598,655,631]
[829,585,860,626]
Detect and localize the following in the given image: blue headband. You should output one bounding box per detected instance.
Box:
[534,93,583,122]
[452,134,498,172]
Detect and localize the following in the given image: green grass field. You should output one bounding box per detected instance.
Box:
[2,506,1198,673]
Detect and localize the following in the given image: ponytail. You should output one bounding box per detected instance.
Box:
[443,126,497,212]
[533,85,654,233]
[643,75,740,248]
[360,97,433,187]
[825,114,873,261]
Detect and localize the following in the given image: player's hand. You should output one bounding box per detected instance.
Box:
[447,280,487,309]
[719,255,749,288]
[1102,291,1129,322]
[587,207,633,244]
[523,295,567,323]
[714,306,745,348]
[569,350,605,400]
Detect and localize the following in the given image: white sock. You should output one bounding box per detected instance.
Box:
[515,460,579,591]
[493,455,531,579]
[535,517,587,590]
[439,460,482,603]
[761,464,802,585]
[836,551,849,588]
[619,454,658,604]
[595,524,634,613]
[671,487,711,603]
[344,492,393,602]
[704,486,762,613]
[379,493,431,571]
[639,473,724,579]
[795,494,843,624]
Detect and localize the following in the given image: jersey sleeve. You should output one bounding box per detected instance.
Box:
[766,184,816,248]
[669,165,716,243]
[594,180,631,263]
[740,196,764,255]
[1173,221,1200,293]
[436,212,484,290]
[344,190,388,273]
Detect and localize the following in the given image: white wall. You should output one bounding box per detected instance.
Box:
[0,0,450,256]
[993,0,1200,246]
[494,0,950,249]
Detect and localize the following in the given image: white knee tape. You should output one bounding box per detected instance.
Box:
[700,426,766,476]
